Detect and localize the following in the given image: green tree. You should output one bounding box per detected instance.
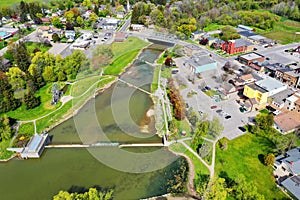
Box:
[255,113,274,130]
[51,16,62,28]
[23,91,41,110]
[52,33,60,43]
[0,72,20,113]
[76,16,84,27]
[82,0,92,9]
[64,10,75,23]
[204,177,231,200]
[0,115,12,141]
[234,175,265,200]
[53,188,114,200]
[89,12,99,24]
[10,42,30,72]
[221,25,241,41]
[19,1,28,23]
[91,44,113,70]
[209,117,224,138]
[264,153,275,166]
[6,67,25,90]
[42,66,57,82]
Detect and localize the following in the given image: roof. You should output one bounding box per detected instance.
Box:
[239,52,264,61]
[285,71,300,78]
[240,74,254,81]
[238,24,254,31]
[38,26,50,31]
[247,83,268,93]
[282,176,300,199]
[238,31,257,38]
[274,111,300,133]
[270,88,294,105]
[188,54,216,67]
[248,35,267,41]
[234,38,253,48]
[255,77,286,92]
[286,94,299,103]
[115,32,127,39]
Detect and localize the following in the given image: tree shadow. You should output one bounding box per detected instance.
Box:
[68,185,115,194]
[219,171,235,188]
[258,154,265,165]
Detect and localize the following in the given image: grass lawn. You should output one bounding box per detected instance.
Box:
[6,83,61,121]
[111,36,149,56]
[0,139,14,159]
[215,133,286,199]
[262,19,300,44]
[169,143,210,180]
[18,122,35,136]
[151,66,160,93]
[104,49,140,75]
[161,67,172,79]
[0,0,43,7]
[203,23,225,32]
[71,76,101,97]
[25,42,52,54]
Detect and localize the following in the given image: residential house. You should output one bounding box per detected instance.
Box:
[274,111,300,134]
[275,67,300,88]
[116,11,125,19]
[37,26,63,41]
[65,30,76,42]
[41,17,51,24]
[212,38,225,49]
[273,147,300,199]
[238,52,265,66]
[114,32,127,42]
[221,38,254,54]
[184,44,201,57]
[199,34,217,46]
[248,35,274,46]
[285,93,300,111]
[235,74,255,86]
[186,52,217,74]
[243,77,287,109]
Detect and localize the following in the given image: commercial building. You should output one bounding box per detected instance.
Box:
[186,52,217,74]
[238,52,265,66]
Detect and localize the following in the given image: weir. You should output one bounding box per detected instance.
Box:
[118,78,152,96]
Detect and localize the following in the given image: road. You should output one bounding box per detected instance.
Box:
[119,17,131,32]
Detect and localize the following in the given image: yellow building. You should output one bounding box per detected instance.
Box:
[243,84,269,105]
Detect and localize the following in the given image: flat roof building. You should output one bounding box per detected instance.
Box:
[186,52,217,74]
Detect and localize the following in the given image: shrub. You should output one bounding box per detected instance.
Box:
[264,153,275,166]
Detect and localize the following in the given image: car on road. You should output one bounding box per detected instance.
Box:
[186,103,189,108]
[238,126,246,132]
[216,109,222,113]
[198,110,203,116]
[205,86,211,90]
[210,105,217,109]
[225,115,231,119]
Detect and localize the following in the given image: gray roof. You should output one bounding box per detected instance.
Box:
[239,52,264,61]
[285,71,300,78]
[188,54,216,67]
[282,176,300,199]
[238,31,257,38]
[234,38,253,48]
[256,77,286,92]
[247,83,268,93]
[270,88,294,105]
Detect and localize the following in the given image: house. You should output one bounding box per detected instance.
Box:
[114,32,127,42]
[130,24,145,31]
[7,133,50,158]
[273,147,300,199]
[219,82,238,97]
[285,93,300,111]
[41,17,51,24]
[102,18,119,30]
[37,26,63,41]
[274,111,300,134]
[269,88,294,109]
[191,30,204,40]
[0,58,12,71]
[184,44,201,57]
[116,11,125,19]
[212,38,225,49]
[238,52,265,66]
[275,67,300,88]
[235,74,255,86]
[221,38,254,54]
[243,77,287,108]
[186,52,217,74]
[65,30,76,42]
[248,35,274,46]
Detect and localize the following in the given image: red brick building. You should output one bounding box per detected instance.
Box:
[221,38,254,54]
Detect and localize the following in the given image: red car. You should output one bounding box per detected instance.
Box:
[210,105,217,109]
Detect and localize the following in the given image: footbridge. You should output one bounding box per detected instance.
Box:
[45,142,164,148]
[118,78,152,96]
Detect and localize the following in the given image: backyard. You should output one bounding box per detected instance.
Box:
[215,133,286,199]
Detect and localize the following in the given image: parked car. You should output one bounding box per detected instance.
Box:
[205,86,211,90]
[210,105,217,109]
[216,109,222,113]
[225,115,231,119]
[198,110,203,116]
[238,126,246,132]
[186,103,189,108]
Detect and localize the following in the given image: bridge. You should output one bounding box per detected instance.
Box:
[45,142,164,148]
[118,78,152,96]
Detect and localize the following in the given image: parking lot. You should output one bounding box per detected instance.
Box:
[173,57,258,140]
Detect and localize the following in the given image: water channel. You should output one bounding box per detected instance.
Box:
[0,44,182,200]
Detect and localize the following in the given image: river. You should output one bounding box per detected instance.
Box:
[0,44,182,200]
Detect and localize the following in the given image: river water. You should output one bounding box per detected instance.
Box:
[0,44,181,200]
